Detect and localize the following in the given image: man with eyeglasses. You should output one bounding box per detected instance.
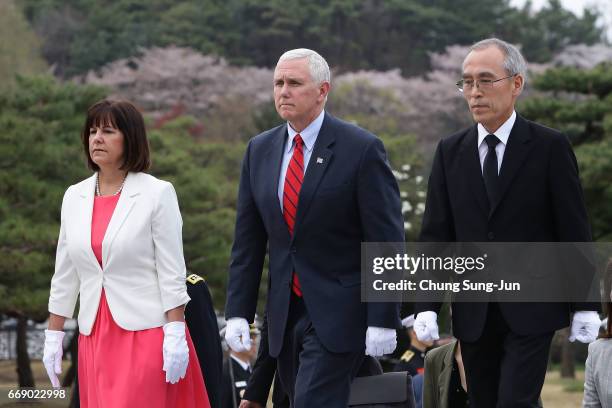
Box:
[413,38,601,407]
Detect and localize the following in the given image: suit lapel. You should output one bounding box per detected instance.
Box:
[459,126,489,216]
[101,172,139,268]
[264,125,292,235]
[77,174,103,273]
[292,113,335,240]
[489,115,533,217]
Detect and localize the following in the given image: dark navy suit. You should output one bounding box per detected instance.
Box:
[415,115,599,407]
[225,112,404,406]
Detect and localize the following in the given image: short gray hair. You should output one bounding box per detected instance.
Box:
[466,38,528,87]
[278,48,331,85]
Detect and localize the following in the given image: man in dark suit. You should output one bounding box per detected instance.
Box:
[413,38,601,407]
[239,312,391,408]
[224,48,404,407]
[392,315,433,376]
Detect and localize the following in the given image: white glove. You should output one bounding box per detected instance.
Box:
[225,317,251,352]
[162,321,189,384]
[414,311,440,342]
[365,326,397,356]
[569,311,600,343]
[401,314,415,328]
[42,330,65,388]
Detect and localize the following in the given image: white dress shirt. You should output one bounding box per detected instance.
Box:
[230,354,252,373]
[477,110,516,175]
[277,110,325,210]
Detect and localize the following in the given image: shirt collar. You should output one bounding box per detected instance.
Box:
[230,354,251,372]
[286,110,325,153]
[477,110,516,147]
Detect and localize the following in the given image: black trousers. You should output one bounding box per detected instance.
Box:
[277,294,364,408]
[460,303,554,408]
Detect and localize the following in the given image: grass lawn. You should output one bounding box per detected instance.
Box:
[542,369,585,408]
[0,361,71,407]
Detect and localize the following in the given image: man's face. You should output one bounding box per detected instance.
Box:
[248,335,258,361]
[461,47,523,132]
[409,329,434,349]
[273,57,329,132]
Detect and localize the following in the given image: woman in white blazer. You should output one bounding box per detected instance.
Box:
[44,99,210,408]
[583,260,612,407]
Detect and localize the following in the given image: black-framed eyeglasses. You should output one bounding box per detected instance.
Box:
[456,75,516,92]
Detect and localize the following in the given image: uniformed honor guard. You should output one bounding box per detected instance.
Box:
[222,324,259,408]
[185,273,224,408]
[393,315,434,376]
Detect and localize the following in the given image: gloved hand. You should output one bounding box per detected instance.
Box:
[569,311,600,343]
[162,321,189,384]
[225,317,251,352]
[43,330,65,388]
[414,311,440,342]
[365,326,397,356]
[401,314,415,328]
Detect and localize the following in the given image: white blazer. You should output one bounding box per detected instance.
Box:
[583,338,612,407]
[48,172,190,335]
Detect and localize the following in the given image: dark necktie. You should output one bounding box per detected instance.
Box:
[483,134,501,205]
[283,134,304,296]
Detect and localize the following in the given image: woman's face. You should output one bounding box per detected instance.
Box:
[88,122,125,170]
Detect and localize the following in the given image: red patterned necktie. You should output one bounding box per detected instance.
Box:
[283,134,304,296]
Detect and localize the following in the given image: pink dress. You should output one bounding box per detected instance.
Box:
[78,194,210,408]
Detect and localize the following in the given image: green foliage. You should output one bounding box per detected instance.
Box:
[381,136,427,242]
[329,80,405,136]
[520,97,611,144]
[520,63,612,145]
[534,63,612,98]
[576,140,612,241]
[511,0,604,63]
[0,0,47,90]
[18,0,606,77]
[252,103,283,136]
[0,75,105,318]
[148,125,244,303]
[521,62,612,240]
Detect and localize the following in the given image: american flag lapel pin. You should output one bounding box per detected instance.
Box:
[316,157,324,164]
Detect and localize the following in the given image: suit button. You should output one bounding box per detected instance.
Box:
[487,232,495,240]
[290,247,296,253]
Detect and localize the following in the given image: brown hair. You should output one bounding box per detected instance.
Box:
[602,259,612,338]
[81,99,151,172]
